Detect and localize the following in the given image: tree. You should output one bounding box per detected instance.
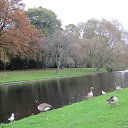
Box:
[26,7,61,36]
[77,22,86,39]
[83,18,100,39]
[64,24,79,37]
[43,29,82,73]
[82,37,114,70]
[82,18,124,70]
[0,0,43,70]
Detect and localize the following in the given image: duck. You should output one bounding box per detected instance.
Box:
[86,87,94,99]
[37,103,53,112]
[102,90,107,95]
[113,82,122,91]
[107,96,118,107]
[8,113,15,122]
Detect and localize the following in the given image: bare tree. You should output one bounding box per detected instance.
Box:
[43,29,82,73]
[77,22,86,39]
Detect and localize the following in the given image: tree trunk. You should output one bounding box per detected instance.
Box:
[55,58,61,74]
[96,67,99,71]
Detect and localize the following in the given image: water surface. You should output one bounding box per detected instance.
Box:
[0,70,128,123]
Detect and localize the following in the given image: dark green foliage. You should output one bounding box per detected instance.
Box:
[26,7,61,36]
[106,67,113,72]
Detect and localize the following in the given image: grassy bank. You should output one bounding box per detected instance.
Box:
[1,88,128,128]
[0,68,105,84]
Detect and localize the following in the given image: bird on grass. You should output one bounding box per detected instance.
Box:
[37,103,53,112]
[8,113,15,122]
[107,96,118,107]
[86,87,94,99]
[116,85,122,91]
[113,82,122,91]
[102,90,107,95]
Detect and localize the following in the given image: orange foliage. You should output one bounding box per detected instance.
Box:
[0,0,43,62]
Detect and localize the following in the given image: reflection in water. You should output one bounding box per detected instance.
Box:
[0,71,128,123]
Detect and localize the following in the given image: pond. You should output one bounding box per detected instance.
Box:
[0,70,128,123]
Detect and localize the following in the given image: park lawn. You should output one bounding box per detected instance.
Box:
[0,88,128,128]
[0,68,105,84]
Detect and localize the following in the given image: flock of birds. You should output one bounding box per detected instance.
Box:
[85,82,122,107]
[7,82,123,122]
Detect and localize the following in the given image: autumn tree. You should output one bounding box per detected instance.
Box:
[0,0,43,70]
[26,7,61,36]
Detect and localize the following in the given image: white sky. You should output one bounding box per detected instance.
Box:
[22,0,128,29]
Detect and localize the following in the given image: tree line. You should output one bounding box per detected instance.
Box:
[0,0,128,71]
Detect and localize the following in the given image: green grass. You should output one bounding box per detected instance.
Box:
[0,68,105,84]
[1,88,128,128]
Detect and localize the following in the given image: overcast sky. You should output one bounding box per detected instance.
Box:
[22,0,128,29]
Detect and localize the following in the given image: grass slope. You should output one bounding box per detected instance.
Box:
[0,68,105,84]
[1,88,128,128]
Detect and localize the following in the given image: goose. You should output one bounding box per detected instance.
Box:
[114,82,122,91]
[86,87,94,99]
[8,113,15,122]
[37,103,53,112]
[107,96,118,107]
[102,90,107,95]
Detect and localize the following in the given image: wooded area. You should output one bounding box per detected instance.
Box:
[1,0,128,71]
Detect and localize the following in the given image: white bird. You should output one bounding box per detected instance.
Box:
[116,86,122,91]
[8,113,15,122]
[102,90,107,95]
[114,82,122,91]
[86,87,94,99]
[107,96,118,107]
[37,103,53,112]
